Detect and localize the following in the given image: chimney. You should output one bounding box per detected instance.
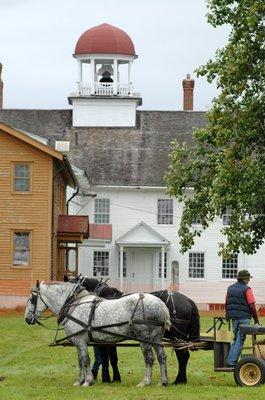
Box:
[182,73,195,111]
[0,63,3,109]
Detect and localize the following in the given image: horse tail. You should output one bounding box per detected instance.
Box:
[188,299,200,341]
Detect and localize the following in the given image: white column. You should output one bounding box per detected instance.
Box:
[90,58,95,94]
[94,60,97,82]
[77,59,82,82]
[119,246,124,291]
[113,59,118,95]
[128,60,132,94]
[161,246,165,290]
[77,60,82,94]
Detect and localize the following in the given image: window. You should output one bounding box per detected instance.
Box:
[192,216,201,225]
[223,208,232,225]
[13,232,30,267]
[158,252,167,278]
[222,254,238,279]
[189,253,205,278]
[94,199,110,224]
[13,163,31,192]
[93,251,109,277]
[157,199,173,224]
[118,251,127,278]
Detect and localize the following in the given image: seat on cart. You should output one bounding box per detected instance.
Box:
[240,324,265,335]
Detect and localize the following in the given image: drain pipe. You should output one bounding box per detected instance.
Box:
[67,187,79,214]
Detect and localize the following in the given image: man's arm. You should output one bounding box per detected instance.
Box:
[246,288,260,324]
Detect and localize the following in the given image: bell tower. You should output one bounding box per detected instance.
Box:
[68,23,142,127]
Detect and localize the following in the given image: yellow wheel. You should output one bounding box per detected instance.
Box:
[234,356,265,387]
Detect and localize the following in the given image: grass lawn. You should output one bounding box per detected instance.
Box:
[1,313,265,400]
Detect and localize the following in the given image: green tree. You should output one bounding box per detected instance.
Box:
[166,0,265,256]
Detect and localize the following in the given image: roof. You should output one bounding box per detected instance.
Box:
[0,109,206,186]
[0,122,63,160]
[74,23,136,56]
[0,122,77,188]
[89,223,112,241]
[57,215,89,242]
[116,221,170,247]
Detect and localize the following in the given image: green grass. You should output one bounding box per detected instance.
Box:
[1,314,265,400]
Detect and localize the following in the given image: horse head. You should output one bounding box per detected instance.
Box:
[25,280,48,325]
[64,274,102,293]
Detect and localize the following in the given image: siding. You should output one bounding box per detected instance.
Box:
[70,187,265,306]
[0,130,53,295]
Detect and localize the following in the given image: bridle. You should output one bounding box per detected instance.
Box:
[28,281,50,324]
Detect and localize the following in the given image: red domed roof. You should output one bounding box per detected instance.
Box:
[74,23,136,56]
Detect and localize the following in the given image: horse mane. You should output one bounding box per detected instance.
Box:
[41,281,67,286]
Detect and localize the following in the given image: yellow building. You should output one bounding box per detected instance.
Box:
[0,123,89,308]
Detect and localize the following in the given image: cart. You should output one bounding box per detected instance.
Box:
[209,317,265,387]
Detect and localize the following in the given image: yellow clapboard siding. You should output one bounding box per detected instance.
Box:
[0,129,53,294]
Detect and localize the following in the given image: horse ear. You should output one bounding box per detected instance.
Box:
[36,280,40,288]
[63,274,69,282]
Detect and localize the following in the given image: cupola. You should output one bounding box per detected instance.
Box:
[68,23,142,127]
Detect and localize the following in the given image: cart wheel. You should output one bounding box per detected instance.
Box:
[234,356,265,387]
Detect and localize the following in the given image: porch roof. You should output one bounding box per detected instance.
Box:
[57,215,89,243]
[116,221,169,248]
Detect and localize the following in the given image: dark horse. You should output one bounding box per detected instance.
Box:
[64,276,200,385]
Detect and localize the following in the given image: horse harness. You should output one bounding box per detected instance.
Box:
[29,282,166,347]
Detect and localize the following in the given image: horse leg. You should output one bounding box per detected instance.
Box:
[173,349,190,385]
[73,342,94,387]
[137,343,154,387]
[108,346,121,382]
[153,345,168,386]
[99,346,111,383]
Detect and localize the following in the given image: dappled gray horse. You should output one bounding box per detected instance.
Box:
[25,281,171,387]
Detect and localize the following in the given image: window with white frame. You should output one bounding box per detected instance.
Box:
[118,251,127,278]
[13,163,31,192]
[93,251,109,277]
[222,254,238,279]
[94,198,110,224]
[192,216,201,225]
[157,199,173,224]
[189,252,205,278]
[13,232,30,267]
[223,208,232,225]
[158,251,167,278]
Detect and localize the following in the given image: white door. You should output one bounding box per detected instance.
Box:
[131,251,154,286]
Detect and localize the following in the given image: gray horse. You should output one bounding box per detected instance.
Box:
[25,281,171,387]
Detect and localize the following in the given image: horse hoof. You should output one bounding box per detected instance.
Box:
[157,381,168,387]
[172,380,187,385]
[73,381,82,386]
[137,381,150,388]
[82,380,94,387]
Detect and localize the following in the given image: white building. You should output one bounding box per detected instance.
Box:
[1,23,265,309]
[69,185,265,310]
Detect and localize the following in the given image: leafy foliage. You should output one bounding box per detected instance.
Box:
[166,0,265,256]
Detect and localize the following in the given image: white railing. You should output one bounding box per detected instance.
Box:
[76,82,133,97]
[78,83,91,96]
[118,84,131,96]
[94,82,113,96]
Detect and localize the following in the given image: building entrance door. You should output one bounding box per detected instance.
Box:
[131,250,154,287]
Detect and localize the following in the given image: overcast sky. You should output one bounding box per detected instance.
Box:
[0,0,229,111]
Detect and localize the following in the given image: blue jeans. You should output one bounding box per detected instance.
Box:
[227,318,250,366]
